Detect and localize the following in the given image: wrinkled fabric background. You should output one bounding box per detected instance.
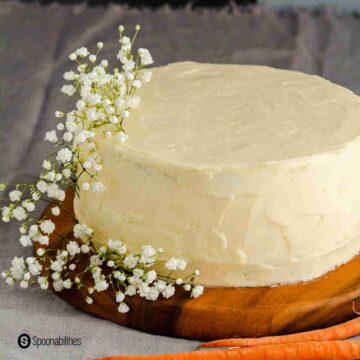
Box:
[1,2,360,359]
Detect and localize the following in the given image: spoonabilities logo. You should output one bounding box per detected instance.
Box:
[18,333,31,349]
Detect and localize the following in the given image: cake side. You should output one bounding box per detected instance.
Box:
[74,62,360,287]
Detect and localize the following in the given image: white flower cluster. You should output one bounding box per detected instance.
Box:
[1,24,152,246]
[0,25,204,312]
[2,256,42,289]
[73,239,202,312]
[2,231,203,313]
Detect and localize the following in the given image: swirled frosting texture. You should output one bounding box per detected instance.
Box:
[74,62,360,286]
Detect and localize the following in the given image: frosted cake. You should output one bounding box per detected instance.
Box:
[75,62,360,287]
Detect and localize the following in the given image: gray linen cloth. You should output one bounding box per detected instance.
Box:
[1,2,360,359]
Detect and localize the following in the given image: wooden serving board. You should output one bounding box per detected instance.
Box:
[34,189,360,340]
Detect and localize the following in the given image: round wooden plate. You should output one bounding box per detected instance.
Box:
[34,189,360,340]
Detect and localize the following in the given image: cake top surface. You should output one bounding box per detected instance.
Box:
[122,61,360,165]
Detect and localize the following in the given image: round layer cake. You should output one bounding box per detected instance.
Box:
[74,61,360,287]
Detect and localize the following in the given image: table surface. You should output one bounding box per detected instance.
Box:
[1,2,360,359]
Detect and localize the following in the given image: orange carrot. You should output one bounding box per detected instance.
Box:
[202,317,360,348]
[97,340,360,360]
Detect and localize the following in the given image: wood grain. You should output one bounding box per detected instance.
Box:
[34,189,360,340]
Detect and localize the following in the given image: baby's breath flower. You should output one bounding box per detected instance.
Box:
[45,130,58,143]
[76,99,85,110]
[10,257,25,280]
[50,260,63,273]
[19,235,31,247]
[107,239,127,254]
[65,120,77,133]
[63,71,78,81]
[115,291,125,303]
[47,171,56,182]
[36,181,47,193]
[57,148,73,163]
[191,285,204,298]
[122,60,135,72]
[19,225,27,234]
[23,272,31,281]
[80,244,90,253]
[125,72,133,81]
[63,132,73,142]
[124,254,138,269]
[92,182,105,193]
[125,285,137,296]
[75,47,89,58]
[142,245,156,259]
[29,224,38,236]
[83,161,92,169]
[117,302,129,313]
[20,280,29,289]
[42,160,52,170]
[116,131,128,144]
[99,246,107,254]
[94,278,108,292]
[9,190,22,202]
[53,279,64,292]
[40,220,55,234]
[61,85,76,96]
[22,201,35,212]
[132,79,142,89]
[63,279,72,289]
[1,206,11,222]
[66,241,80,256]
[114,271,126,282]
[37,248,45,256]
[13,206,27,221]
[145,270,157,284]
[165,257,187,271]
[69,53,77,61]
[138,48,153,66]
[6,277,15,286]
[55,111,64,118]
[73,223,93,239]
[0,183,6,191]
[110,116,118,124]
[146,287,159,301]
[162,284,175,299]
[52,272,60,281]
[38,235,49,246]
[32,192,40,201]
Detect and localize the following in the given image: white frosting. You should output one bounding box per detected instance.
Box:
[74,62,360,287]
